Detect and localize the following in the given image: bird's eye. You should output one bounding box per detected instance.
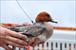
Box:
[46,14,50,18]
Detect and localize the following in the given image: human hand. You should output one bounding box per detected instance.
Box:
[0,26,28,50]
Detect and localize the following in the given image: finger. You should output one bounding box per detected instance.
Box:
[18,32,27,41]
[2,45,12,50]
[4,40,25,48]
[0,38,8,47]
[1,35,28,46]
[4,28,27,39]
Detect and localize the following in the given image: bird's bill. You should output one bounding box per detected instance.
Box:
[50,20,58,23]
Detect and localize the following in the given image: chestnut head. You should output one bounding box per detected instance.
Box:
[35,11,57,23]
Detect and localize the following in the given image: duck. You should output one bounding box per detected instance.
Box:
[28,11,58,46]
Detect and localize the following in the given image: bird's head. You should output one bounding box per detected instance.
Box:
[35,11,57,23]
